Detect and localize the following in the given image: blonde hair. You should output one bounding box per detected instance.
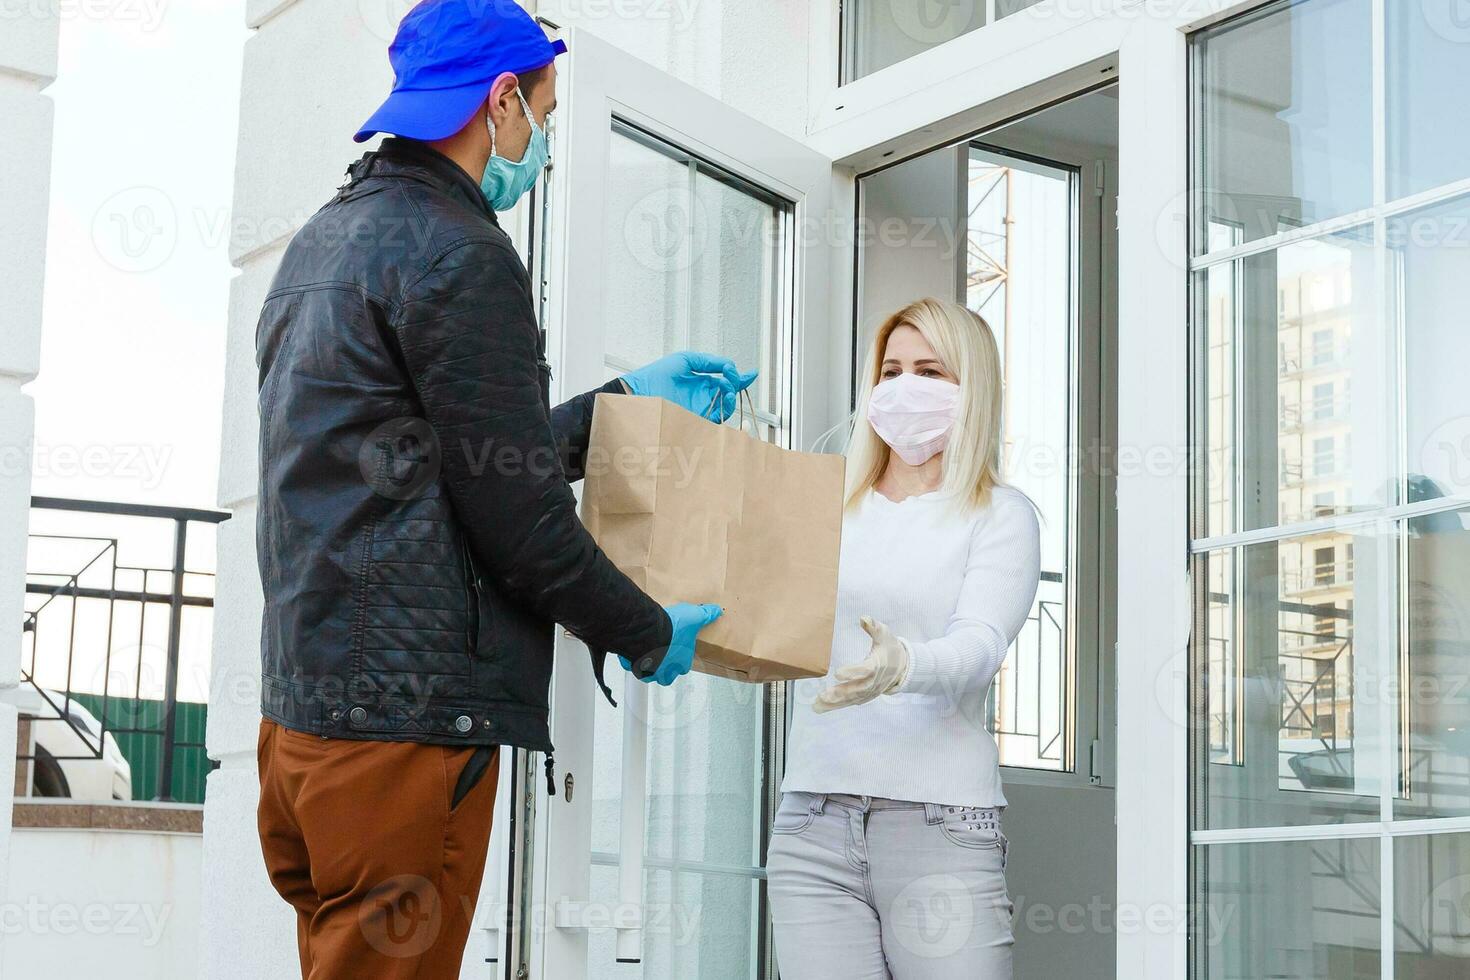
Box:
[845,298,1004,511]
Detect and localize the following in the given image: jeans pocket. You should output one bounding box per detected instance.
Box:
[938,806,1006,854]
[771,793,817,836]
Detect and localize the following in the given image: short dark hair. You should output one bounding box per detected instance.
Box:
[519,63,553,97]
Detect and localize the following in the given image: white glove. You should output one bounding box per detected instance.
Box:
[813,616,911,713]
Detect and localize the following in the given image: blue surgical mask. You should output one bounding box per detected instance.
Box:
[480,89,548,212]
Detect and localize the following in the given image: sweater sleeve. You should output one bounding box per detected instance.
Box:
[894,490,1042,698]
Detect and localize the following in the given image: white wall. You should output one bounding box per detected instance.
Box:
[204,2,814,977]
[0,8,60,965]
[2,827,201,978]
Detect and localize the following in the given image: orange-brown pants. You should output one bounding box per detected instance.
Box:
[257,720,499,979]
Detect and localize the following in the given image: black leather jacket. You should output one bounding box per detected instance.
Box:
[256,138,671,752]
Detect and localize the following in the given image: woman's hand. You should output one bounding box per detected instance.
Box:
[813,616,910,713]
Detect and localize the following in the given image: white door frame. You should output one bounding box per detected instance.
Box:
[526,26,835,980]
[792,2,1273,976]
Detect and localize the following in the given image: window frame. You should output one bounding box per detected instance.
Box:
[846,108,1114,793]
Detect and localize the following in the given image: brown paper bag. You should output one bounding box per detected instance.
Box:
[581,393,844,682]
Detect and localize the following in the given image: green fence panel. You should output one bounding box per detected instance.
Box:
[70,694,210,804]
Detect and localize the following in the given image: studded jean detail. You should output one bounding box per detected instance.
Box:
[767,792,1014,979]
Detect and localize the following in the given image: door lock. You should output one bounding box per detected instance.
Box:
[564,772,575,803]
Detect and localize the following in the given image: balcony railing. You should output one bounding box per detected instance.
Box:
[19,497,230,803]
[990,570,1067,770]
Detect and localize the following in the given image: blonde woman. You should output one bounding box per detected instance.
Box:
[767,298,1040,979]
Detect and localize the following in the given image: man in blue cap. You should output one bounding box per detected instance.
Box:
[253,1,749,974]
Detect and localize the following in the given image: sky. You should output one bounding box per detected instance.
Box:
[22,1,251,702]
[28,0,250,513]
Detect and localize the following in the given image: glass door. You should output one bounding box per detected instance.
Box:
[517,26,836,980]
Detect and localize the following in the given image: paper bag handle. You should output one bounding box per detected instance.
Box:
[704,387,760,438]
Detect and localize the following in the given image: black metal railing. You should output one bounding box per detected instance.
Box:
[989,570,1067,769]
[19,497,230,803]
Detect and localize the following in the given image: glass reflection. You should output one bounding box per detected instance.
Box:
[1392,195,1470,505]
[843,0,986,82]
[1399,508,1470,820]
[1195,0,1373,252]
[1387,2,1470,200]
[1200,226,1383,537]
[1394,834,1470,978]
[1201,535,1384,830]
[1200,838,1380,980]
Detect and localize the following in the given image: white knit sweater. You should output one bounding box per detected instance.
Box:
[780,484,1041,808]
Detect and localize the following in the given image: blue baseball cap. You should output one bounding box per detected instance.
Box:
[354,0,567,143]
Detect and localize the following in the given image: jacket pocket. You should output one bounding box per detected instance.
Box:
[461,537,481,658]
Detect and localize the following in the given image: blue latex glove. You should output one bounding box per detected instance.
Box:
[621,351,758,422]
[620,602,723,686]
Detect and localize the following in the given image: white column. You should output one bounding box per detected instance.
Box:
[0,9,60,965]
[1114,17,1191,980]
[199,0,394,976]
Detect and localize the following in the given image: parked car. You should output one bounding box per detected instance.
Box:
[2,686,132,801]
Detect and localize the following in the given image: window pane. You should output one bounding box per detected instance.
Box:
[843,0,985,82]
[604,130,690,370]
[1195,0,1373,253]
[967,150,1074,770]
[1393,194,1470,504]
[1199,533,1387,830]
[586,865,761,978]
[1394,833,1470,977]
[1199,239,1237,538]
[605,127,789,428]
[1198,838,1381,980]
[1387,3,1470,200]
[1198,226,1384,537]
[1398,507,1470,820]
[1202,549,1240,766]
[688,173,784,421]
[645,675,764,866]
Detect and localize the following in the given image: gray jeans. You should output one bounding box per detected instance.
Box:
[766,792,1013,980]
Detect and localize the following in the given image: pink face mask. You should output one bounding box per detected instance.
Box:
[865,372,961,465]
